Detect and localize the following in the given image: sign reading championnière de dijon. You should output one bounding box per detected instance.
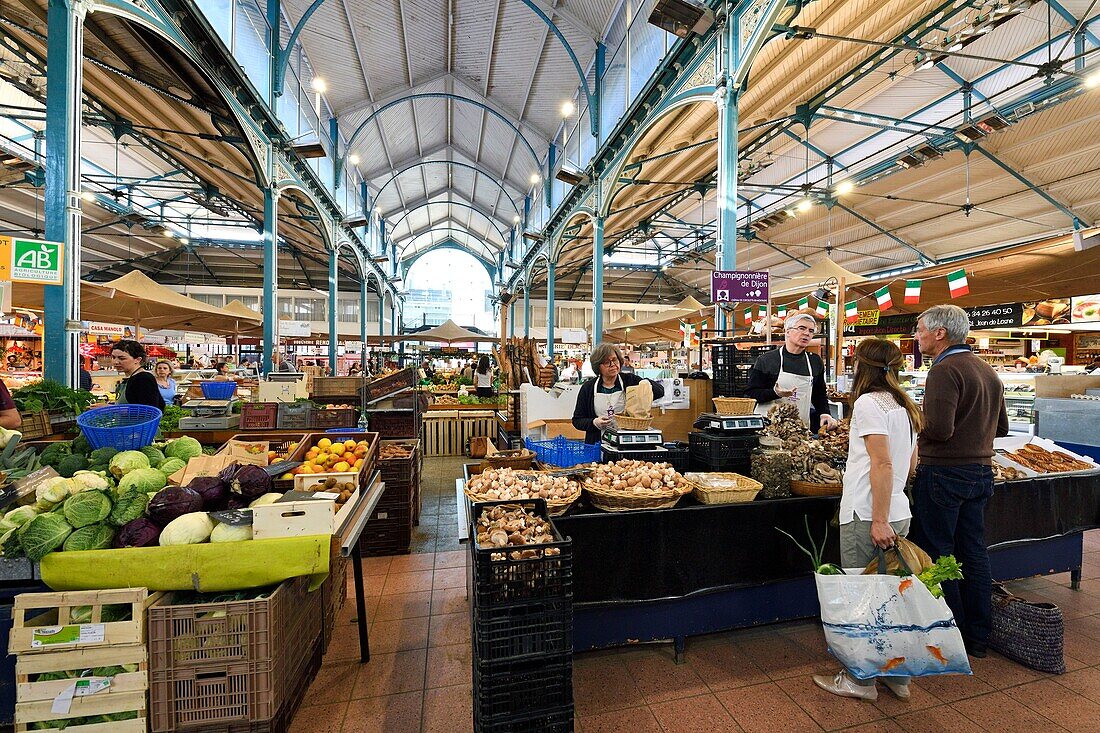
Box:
[0,235,64,285]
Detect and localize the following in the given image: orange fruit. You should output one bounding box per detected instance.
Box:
[305,448,319,460]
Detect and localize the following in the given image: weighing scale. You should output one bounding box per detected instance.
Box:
[692,413,765,435]
[601,427,665,451]
[179,399,240,430]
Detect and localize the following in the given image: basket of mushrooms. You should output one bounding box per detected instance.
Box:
[464,466,584,516]
[582,459,695,511]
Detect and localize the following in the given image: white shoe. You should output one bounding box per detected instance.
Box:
[881,678,911,700]
[812,670,878,701]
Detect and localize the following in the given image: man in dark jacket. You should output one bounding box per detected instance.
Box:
[572,342,664,444]
[913,304,1009,658]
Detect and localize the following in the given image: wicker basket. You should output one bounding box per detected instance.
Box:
[712,397,757,415]
[686,472,763,504]
[483,449,537,470]
[464,469,582,516]
[615,414,653,430]
[790,479,843,497]
[582,480,693,512]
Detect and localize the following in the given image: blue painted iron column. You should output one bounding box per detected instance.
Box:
[591,214,605,343]
[43,0,87,387]
[715,16,739,335]
[328,247,338,374]
[262,187,279,375]
[546,261,556,357]
[359,275,368,367]
[523,285,531,338]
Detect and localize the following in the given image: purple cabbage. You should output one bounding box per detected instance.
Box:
[113,518,161,548]
[187,476,229,510]
[225,493,249,510]
[147,486,203,527]
[230,465,273,499]
[218,463,239,484]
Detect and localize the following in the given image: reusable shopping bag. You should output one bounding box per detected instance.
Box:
[816,550,971,679]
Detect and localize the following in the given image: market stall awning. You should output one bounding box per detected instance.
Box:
[390,319,499,344]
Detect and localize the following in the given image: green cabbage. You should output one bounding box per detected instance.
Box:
[117,468,167,495]
[19,513,72,561]
[108,451,150,479]
[108,491,149,527]
[158,458,187,477]
[164,436,203,462]
[210,522,252,543]
[159,512,214,545]
[62,491,112,528]
[140,446,166,468]
[63,524,115,552]
[4,506,37,528]
[248,493,283,507]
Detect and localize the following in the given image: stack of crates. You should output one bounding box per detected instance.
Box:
[711,344,774,397]
[689,430,760,474]
[360,440,421,556]
[469,499,573,733]
[8,588,156,733]
[147,577,321,733]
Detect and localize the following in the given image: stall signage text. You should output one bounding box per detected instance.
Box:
[856,310,880,326]
[965,302,1022,329]
[0,236,64,285]
[853,313,918,336]
[711,270,769,304]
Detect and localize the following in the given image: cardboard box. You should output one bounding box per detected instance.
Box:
[257,379,310,402]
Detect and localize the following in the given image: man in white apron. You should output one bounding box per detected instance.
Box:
[745,313,837,431]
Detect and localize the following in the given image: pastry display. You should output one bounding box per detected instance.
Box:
[1001,444,1094,473]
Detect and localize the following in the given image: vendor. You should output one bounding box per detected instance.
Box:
[572,342,665,444]
[744,313,836,432]
[110,340,166,410]
[211,361,234,381]
[153,360,177,406]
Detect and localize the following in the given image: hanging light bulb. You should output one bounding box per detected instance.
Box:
[835,180,854,195]
[797,199,813,212]
[529,173,541,185]
[561,100,576,118]
[348,154,360,166]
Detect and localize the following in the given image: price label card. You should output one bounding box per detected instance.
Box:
[31,623,105,648]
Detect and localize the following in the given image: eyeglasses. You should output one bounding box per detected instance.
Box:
[789,326,816,334]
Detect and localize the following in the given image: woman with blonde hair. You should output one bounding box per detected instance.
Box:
[814,337,923,702]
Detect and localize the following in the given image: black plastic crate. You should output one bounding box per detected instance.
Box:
[474,704,574,733]
[600,444,689,473]
[473,599,572,664]
[474,655,573,725]
[469,500,573,609]
[689,431,759,461]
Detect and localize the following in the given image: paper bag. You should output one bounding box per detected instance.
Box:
[625,381,652,418]
[168,455,238,487]
[863,538,934,577]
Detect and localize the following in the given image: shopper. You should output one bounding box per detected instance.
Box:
[0,380,21,430]
[461,359,474,382]
[79,366,93,393]
[813,338,921,702]
[745,313,837,432]
[271,352,295,373]
[474,355,495,397]
[620,355,635,374]
[212,361,234,381]
[110,340,166,410]
[913,304,1008,658]
[153,360,178,406]
[572,342,664,444]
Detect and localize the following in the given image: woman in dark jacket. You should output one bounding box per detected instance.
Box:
[110,340,166,410]
[572,342,664,444]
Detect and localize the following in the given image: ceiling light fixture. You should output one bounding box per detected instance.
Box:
[1086,72,1100,88]
[647,0,715,38]
[529,173,541,185]
[835,180,854,195]
[797,199,813,212]
[348,154,360,166]
[513,214,521,224]
[310,77,327,94]
[80,191,95,202]
[561,100,576,118]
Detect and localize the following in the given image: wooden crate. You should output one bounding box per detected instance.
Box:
[459,411,497,448]
[423,412,462,456]
[9,588,154,655]
[18,411,51,440]
[311,376,366,399]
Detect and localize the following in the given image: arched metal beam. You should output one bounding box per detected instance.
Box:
[389,201,509,242]
[403,237,497,281]
[340,93,542,175]
[396,227,501,261]
[273,0,328,97]
[371,161,522,220]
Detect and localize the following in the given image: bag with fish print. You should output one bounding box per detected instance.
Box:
[815,550,971,679]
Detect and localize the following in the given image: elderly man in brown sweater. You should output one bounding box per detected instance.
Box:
[913,304,1009,658]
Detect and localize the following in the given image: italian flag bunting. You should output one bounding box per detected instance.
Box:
[777,304,788,319]
[815,299,830,318]
[797,296,809,311]
[743,308,753,324]
[875,285,893,311]
[904,279,922,305]
[845,300,859,324]
[700,319,708,335]
[947,269,969,298]
[757,306,768,320]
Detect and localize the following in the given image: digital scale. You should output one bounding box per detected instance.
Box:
[692,413,765,434]
[179,399,240,430]
[601,427,665,450]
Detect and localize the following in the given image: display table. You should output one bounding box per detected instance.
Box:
[550,473,1100,658]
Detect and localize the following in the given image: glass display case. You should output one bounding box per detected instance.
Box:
[899,371,1035,436]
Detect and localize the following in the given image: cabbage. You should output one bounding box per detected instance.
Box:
[4,506,37,528]
[225,494,249,510]
[20,513,72,561]
[230,465,272,499]
[159,458,187,477]
[36,476,73,507]
[210,522,253,543]
[147,487,203,527]
[109,491,149,527]
[70,472,110,492]
[248,493,283,508]
[186,476,229,510]
[62,491,112,528]
[117,468,167,495]
[159,512,214,545]
[140,446,166,468]
[164,436,203,462]
[113,518,161,548]
[109,451,150,479]
[63,524,115,552]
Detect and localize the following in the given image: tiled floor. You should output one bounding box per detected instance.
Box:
[290,457,1100,732]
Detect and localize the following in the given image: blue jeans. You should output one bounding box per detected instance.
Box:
[912,464,994,647]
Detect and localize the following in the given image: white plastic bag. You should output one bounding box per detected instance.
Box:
[815,571,972,679]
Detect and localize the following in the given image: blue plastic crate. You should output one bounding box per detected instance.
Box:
[76,404,161,450]
[524,436,599,468]
[200,380,238,399]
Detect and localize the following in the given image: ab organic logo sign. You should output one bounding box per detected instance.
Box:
[0,237,64,285]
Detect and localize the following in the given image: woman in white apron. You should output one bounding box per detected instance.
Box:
[572,343,664,444]
[745,313,837,431]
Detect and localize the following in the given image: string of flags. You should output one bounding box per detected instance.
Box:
[736,268,972,325]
